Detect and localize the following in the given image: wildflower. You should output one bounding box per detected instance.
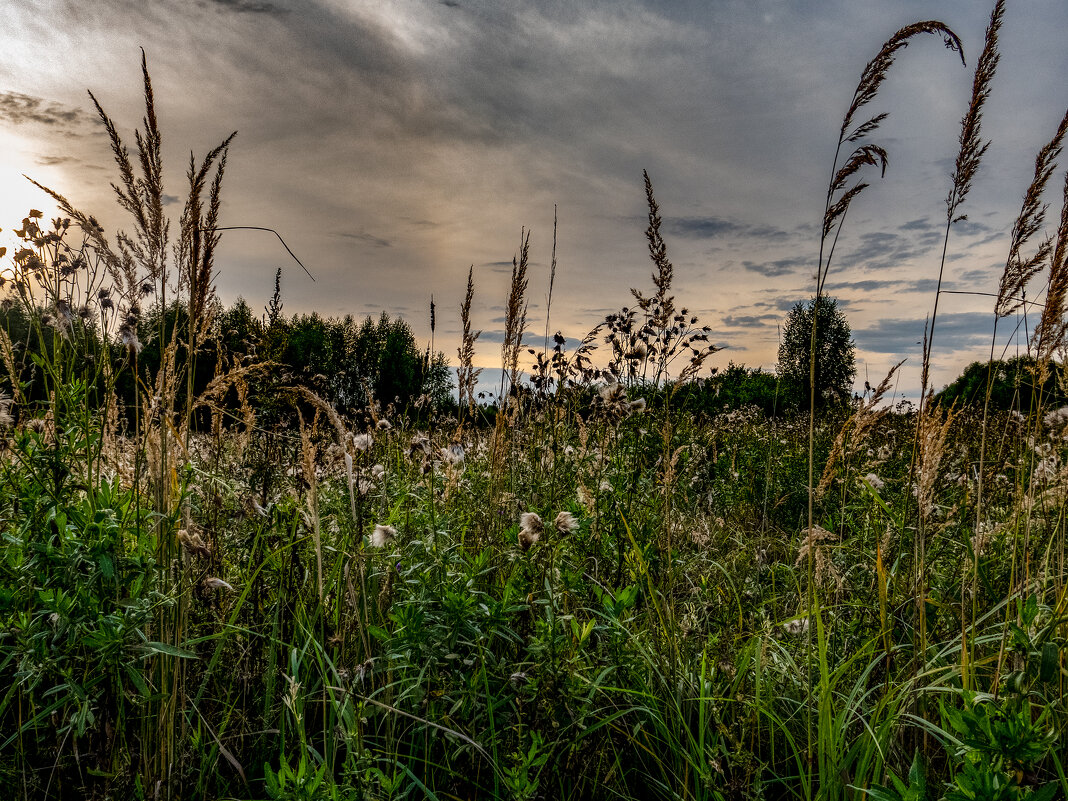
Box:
[203,577,234,592]
[55,300,73,326]
[354,658,373,683]
[376,418,392,431]
[119,324,141,354]
[755,547,768,568]
[782,617,809,636]
[371,463,386,481]
[518,512,543,550]
[628,398,647,414]
[554,511,578,534]
[1044,406,1068,436]
[863,473,884,491]
[353,432,373,452]
[0,393,13,428]
[444,443,465,466]
[177,528,211,558]
[371,524,396,548]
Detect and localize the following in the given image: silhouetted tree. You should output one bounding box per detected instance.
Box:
[777,296,855,407]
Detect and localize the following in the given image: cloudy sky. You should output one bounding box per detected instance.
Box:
[2,0,1068,399]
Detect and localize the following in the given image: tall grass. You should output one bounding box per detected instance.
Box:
[1,10,1067,801]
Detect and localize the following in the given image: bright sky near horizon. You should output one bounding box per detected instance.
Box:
[2,0,1068,400]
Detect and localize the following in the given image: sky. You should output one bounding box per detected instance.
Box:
[2,0,1068,400]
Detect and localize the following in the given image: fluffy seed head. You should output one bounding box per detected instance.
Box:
[371,524,396,548]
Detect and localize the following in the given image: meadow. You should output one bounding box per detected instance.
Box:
[1,3,1067,799]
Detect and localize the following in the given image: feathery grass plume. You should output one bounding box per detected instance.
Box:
[820,20,963,292]
[456,265,482,417]
[612,171,719,387]
[501,229,530,402]
[633,170,676,384]
[179,129,237,330]
[816,360,903,500]
[923,0,1003,393]
[1031,170,1068,368]
[89,49,169,282]
[795,525,841,590]
[996,107,1068,317]
[633,170,675,332]
[915,397,957,526]
[946,0,1003,222]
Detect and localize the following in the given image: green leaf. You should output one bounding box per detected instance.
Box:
[138,641,199,659]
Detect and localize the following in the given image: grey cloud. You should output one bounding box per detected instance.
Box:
[667,216,739,238]
[34,155,75,166]
[742,256,809,277]
[854,312,997,355]
[667,216,792,242]
[843,230,929,271]
[203,0,287,13]
[0,91,89,129]
[336,231,391,248]
[722,313,779,327]
[953,219,994,237]
[824,277,941,294]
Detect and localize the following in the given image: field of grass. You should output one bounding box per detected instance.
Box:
[1,4,1067,800]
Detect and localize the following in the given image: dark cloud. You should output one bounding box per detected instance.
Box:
[667,216,739,238]
[753,295,808,312]
[952,219,994,237]
[161,194,179,206]
[336,231,391,248]
[854,312,999,355]
[824,277,941,294]
[34,155,75,166]
[742,256,809,277]
[722,313,779,328]
[666,216,792,243]
[899,218,937,232]
[842,230,930,271]
[203,0,287,13]
[0,91,89,130]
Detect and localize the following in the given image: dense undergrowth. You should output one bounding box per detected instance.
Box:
[2,4,1068,799]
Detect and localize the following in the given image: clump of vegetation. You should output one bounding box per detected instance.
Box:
[1,7,1067,801]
